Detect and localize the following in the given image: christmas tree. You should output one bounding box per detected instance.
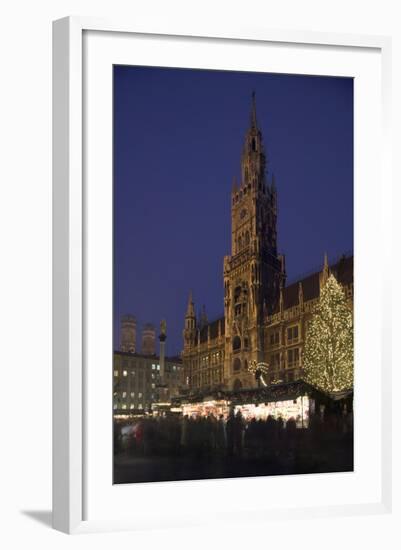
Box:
[304,273,353,393]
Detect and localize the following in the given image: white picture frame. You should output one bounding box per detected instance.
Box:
[52,16,392,534]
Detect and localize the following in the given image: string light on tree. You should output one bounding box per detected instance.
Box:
[304,273,353,393]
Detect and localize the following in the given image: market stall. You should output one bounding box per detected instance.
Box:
[170,380,347,428]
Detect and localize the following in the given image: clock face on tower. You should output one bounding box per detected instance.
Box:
[240,208,247,220]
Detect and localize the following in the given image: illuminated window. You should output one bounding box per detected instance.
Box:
[287,325,299,343]
[233,358,241,372]
[269,331,280,345]
[121,404,127,410]
[233,336,241,351]
[138,404,143,410]
[122,391,126,398]
[130,404,135,409]
[138,393,142,398]
[173,365,176,371]
[157,365,160,370]
[287,348,299,367]
[130,391,135,398]
[151,383,155,389]
[152,364,156,370]
[271,353,280,369]
[122,370,128,377]
[131,370,135,376]
[113,404,117,410]
[113,370,119,377]
[151,373,155,379]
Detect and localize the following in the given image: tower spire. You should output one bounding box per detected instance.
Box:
[279,286,284,315]
[199,304,208,329]
[232,175,238,192]
[186,290,195,318]
[183,290,196,351]
[241,90,266,187]
[298,281,304,307]
[251,90,257,128]
[320,252,330,288]
[323,252,329,278]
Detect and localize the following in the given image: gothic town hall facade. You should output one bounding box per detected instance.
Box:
[182,95,353,393]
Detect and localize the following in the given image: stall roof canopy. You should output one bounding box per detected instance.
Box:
[172,380,353,406]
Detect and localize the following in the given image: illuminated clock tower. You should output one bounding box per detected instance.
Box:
[223,93,286,389]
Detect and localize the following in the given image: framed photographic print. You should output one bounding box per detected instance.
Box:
[53,17,392,534]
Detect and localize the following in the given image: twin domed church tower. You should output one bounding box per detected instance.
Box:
[182,93,353,392]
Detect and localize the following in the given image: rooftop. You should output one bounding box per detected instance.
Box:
[272,254,353,313]
[114,350,182,363]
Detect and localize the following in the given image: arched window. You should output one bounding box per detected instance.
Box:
[232,336,241,352]
[245,231,250,246]
[234,286,241,303]
[238,236,242,251]
[233,358,241,372]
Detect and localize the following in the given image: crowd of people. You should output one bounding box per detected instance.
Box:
[114,406,353,461]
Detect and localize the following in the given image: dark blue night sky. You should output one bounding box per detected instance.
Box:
[113,66,353,355]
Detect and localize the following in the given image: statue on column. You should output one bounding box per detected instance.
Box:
[160,319,167,337]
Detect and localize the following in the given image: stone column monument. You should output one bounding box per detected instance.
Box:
[159,319,167,380]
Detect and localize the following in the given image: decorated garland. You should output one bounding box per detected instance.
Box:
[248,360,270,387]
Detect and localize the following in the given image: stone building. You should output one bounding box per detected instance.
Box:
[182,94,353,393]
[113,352,182,412]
